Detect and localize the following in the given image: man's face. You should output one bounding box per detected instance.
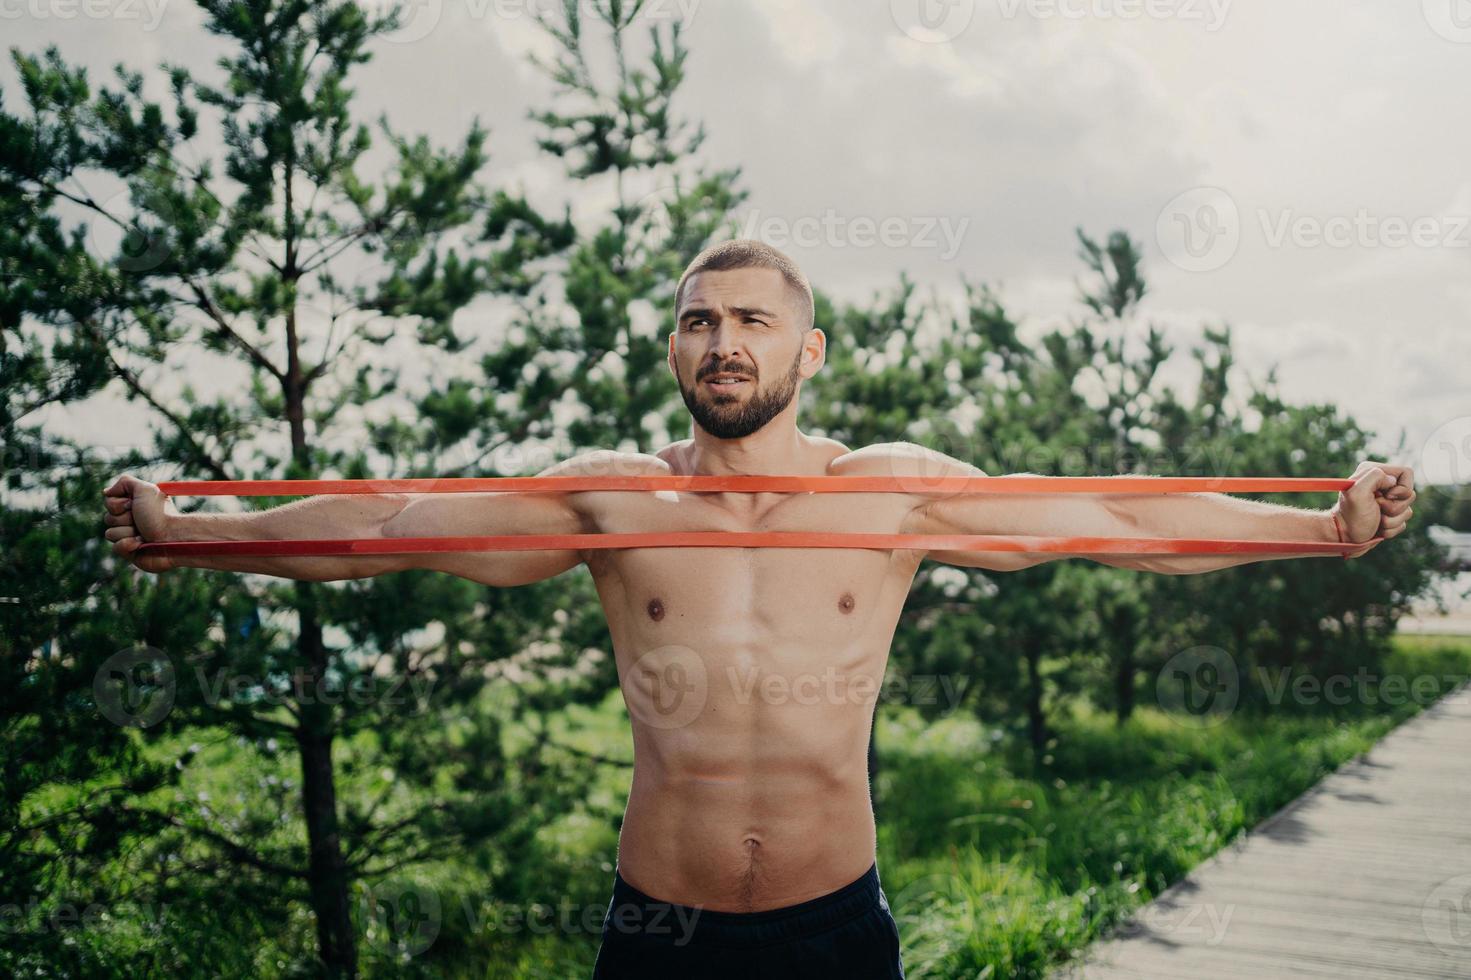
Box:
[669,268,822,440]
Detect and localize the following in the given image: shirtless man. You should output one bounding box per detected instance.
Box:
[103,240,1416,979]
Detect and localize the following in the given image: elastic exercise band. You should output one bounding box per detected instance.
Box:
[137,474,1369,559]
[157,475,1354,497]
[137,532,1366,559]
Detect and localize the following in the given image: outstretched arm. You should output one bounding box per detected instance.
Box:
[102,451,641,585]
[889,446,1415,574]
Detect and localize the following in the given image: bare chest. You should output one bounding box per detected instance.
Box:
[580,491,922,647]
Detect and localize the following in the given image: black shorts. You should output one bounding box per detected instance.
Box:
[590,862,905,979]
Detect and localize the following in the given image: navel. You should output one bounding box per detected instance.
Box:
[646,597,665,622]
[838,592,856,614]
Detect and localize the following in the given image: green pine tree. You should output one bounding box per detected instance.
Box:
[1,1,741,974]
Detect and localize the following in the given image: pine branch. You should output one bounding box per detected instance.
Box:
[354,847,448,880]
[155,810,307,880]
[184,277,286,383]
[86,319,233,481]
[438,343,612,478]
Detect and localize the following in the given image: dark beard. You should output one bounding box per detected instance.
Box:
[676,349,803,440]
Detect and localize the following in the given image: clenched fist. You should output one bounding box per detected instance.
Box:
[102,474,179,574]
[1332,460,1415,559]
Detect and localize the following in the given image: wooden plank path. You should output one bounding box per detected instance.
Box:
[1062,683,1471,979]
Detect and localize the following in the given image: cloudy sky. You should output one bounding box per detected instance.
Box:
[6,0,1469,482]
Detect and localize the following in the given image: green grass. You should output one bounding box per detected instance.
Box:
[874,635,1471,979]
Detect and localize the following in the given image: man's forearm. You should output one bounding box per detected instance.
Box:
[1100,492,1339,574]
[164,494,412,580]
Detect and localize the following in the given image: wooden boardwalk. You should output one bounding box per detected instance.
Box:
[1064,683,1471,979]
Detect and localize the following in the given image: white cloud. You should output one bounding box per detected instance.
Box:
[748,0,844,67]
[5,1,1464,464]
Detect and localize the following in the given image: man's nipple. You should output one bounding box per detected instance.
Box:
[647,597,666,622]
[838,592,856,614]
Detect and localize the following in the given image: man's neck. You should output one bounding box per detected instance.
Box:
[680,424,812,476]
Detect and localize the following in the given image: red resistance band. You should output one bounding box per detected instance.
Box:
[142,532,1361,559]
[133,475,1369,559]
[158,475,1354,497]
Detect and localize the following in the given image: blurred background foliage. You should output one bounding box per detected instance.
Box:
[1,1,1462,977]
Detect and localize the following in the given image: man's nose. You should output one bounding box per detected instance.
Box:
[707,318,743,359]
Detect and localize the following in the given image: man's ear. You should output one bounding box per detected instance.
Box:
[800,327,826,379]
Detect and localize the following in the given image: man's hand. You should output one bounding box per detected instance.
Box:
[1332,461,1415,559]
[103,474,179,574]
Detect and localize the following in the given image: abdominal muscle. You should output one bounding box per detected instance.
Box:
[615,658,883,912]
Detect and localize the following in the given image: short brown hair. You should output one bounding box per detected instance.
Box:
[675,239,815,330]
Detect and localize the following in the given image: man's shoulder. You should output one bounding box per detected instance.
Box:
[542,452,671,545]
[827,441,986,478]
[544,449,672,478]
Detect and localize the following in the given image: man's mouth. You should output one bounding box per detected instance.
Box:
[704,374,752,387]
